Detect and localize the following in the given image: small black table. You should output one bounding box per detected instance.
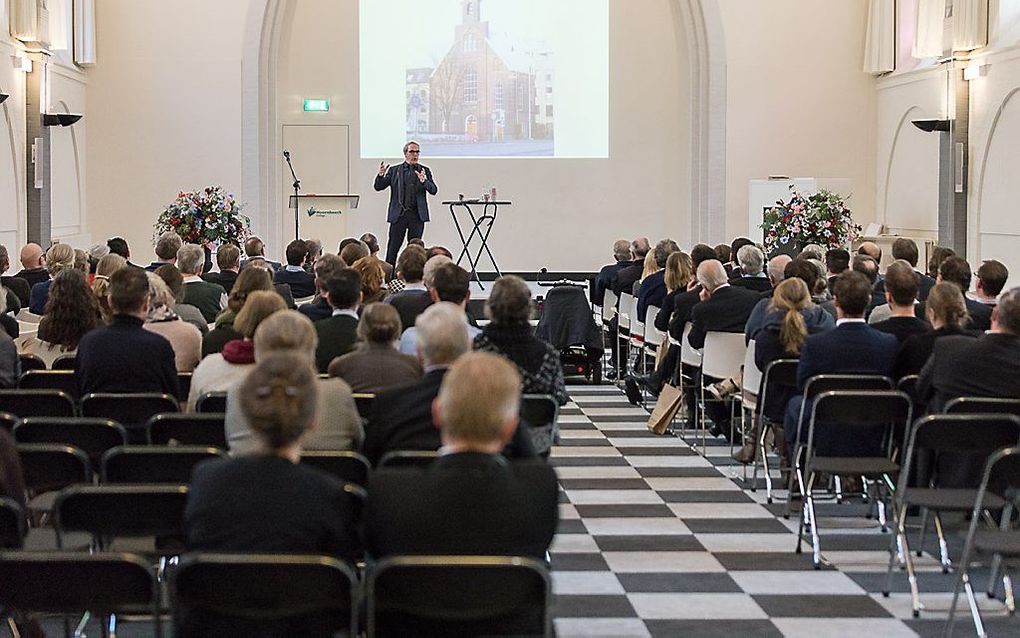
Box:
[443,199,510,289]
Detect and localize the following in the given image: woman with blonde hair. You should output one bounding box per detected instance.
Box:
[143,273,202,372]
[653,251,694,333]
[225,310,363,454]
[328,302,422,393]
[91,253,127,323]
[188,290,286,408]
[351,256,387,305]
[633,249,659,294]
[896,282,974,378]
[28,243,76,314]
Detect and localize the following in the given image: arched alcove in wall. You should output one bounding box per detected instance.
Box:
[241,0,726,269]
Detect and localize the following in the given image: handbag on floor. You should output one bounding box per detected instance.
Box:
[647,381,683,435]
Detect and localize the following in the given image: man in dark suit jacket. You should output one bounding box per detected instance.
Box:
[75,267,179,397]
[201,243,241,294]
[273,239,317,298]
[298,254,344,323]
[366,352,558,562]
[594,240,633,307]
[386,246,432,332]
[374,141,438,265]
[729,244,773,294]
[871,260,930,344]
[14,243,50,291]
[239,236,282,272]
[314,269,362,373]
[873,238,936,301]
[783,271,898,458]
[918,288,1020,413]
[610,237,650,297]
[915,255,993,331]
[363,303,534,465]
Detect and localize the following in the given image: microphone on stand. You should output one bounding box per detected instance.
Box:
[283,150,291,160]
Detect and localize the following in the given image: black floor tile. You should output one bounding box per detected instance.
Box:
[752,594,893,618]
[559,479,650,490]
[574,504,676,518]
[637,466,726,478]
[617,446,697,456]
[684,519,792,534]
[557,519,588,534]
[593,535,704,552]
[549,457,631,467]
[552,594,638,618]
[549,553,610,572]
[646,619,782,638]
[713,552,836,571]
[618,572,743,594]
[657,490,756,503]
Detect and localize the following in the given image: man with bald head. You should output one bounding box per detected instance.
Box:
[16,243,49,289]
[858,241,882,263]
[743,254,792,343]
[595,239,633,306]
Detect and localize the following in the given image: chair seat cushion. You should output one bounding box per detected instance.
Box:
[901,488,1005,512]
[973,530,1020,557]
[808,456,898,478]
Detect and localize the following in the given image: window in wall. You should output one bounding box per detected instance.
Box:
[495,82,504,109]
[464,68,478,102]
[546,105,553,117]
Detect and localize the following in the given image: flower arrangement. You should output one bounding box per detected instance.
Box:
[760,190,861,254]
[153,186,250,246]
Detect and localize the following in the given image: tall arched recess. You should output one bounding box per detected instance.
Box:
[241,0,727,252]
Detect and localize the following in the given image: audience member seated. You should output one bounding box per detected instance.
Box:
[896,282,974,379]
[824,248,850,290]
[400,262,478,355]
[729,244,773,293]
[351,256,387,305]
[0,327,16,388]
[714,243,731,264]
[201,243,241,293]
[314,269,362,373]
[783,271,898,459]
[156,264,211,336]
[973,259,1008,309]
[189,290,285,408]
[273,239,317,298]
[746,278,834,465]
[328,302,422,392]
[143,273,202,373]
[917,287,1020,413]
[87,243,110,277]
[917,255,992,332]
[245,259,297,309]
[594,239,632,307]
[28,243,76,315]
[183,351,360,635]
[19,270,100,367]
[385,245,432,330]
[303,238,322,273]
[359,232,394,280]
[636,238,679,321]
[298,253,344,322]
[873,238,935,302]
[927,245,956,280]
[227,310,362,454]
[870,260,930,344]
[75,267,179,396]
[725,237,754,279]
[73,249,89,278]
[145,231,182,272]
[366,351,557,564]
[91,253,126,323]
[339,240,370,270]
[239,236,281,272]
[745,255,802,342]
[822,254,881,319]
[107,236,142,269]
[857,240,882,263]
[15,242,50,291]
[633,249,658,296]
[178,244,227,323]
[610,237,650,296]
[426,245,453,260]
[0,244,31,308]
[0,284,18,340]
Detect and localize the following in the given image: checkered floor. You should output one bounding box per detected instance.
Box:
[550,382,1020,637]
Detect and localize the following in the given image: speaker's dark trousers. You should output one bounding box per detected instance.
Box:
[386,209,426,265]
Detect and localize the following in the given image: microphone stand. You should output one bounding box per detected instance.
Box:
[284,151,301,241]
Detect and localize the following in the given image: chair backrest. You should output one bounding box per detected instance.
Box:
[147,413,227,448]
[51,354,77,370]
[897,374,920,403]
[378,450,438,469]
[366,555,552,638]
[178,372,193,403]
[0,552,158,619]
[617,292,634,332]
[701,331,746,381]
[17,353,46,372]
[802,374,893,400]
[805,390,912,460]
[762,359,799,390]
[644,305,665,345]
[974,446,1020,511]
[101,445,226,484]
[173,553,358,636]
[195,391,227,414]
[0,411,16,432]
[352,393,376,420]
[520,394,558,430]
[899,415,1020,491]
[679,323,702,367]
[945,396,1020,418]
[14,417,127,465]
[0,497,26,549]
[741,339,762,396]
[601,289,618,323]
[300,451,371,488]
[0,389,76,418]
[80,392,180,428]
[54,484,189,547]
[18,369,79,399]
[16,443,92,496]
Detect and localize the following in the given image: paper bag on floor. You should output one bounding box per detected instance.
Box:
[647,382,683,435]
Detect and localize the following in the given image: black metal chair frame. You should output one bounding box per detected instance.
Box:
[51,354,78,370]
[0,496,26,549]
[17,353,47,372]
[14,417,127,467]
[0,389,76,418]
[377,450,439,469]
[100,445,226,484]
[750,358,799,504]
[300,450,371,488]
[80,393,180,429]
[352,393,376,421]
[53,484,190,553]
[146,413,227,449]
[945,396,1020,417]
[18,369,80,399]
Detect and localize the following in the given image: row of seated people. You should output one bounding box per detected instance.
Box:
[0,349,558,635]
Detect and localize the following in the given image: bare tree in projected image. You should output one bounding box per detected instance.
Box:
[429,59,466,135]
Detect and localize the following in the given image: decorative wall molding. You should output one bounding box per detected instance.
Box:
[972,85,1020,257]
[881,105,926,227]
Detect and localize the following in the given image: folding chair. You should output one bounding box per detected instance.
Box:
[0,497,26,549]
[173,553,359,637]
[17,353,46,372]
[882,414,1020,618]
[17,443,92,501]
[520,394,559,458]
[600,289,618,375]
[366,555,552,638]
[627,295,646,374]
[945,396,1020,418]
[700,331,747,453]
[353,393,376,420]
[301,451,371,488]
[53,485,189,552]
[80,393,180,434]
[947,446,1020,636]
[897,374,920,407]
[177,372,193,403]
[101,446,226,484]
[146,413,227,448]
[378,450,438,469]
[678,323,703,438]
[642,305,665,378]
[0,552,161,638]
[616,292,634,380]
[18,369,79,399]
[51,354,77,370]
[0,389,76,418]
[14,417,127,467]
[195,391,227,414]
[796,390,911,569]
[750,358,799,503]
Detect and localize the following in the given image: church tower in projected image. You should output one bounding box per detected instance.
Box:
[406,0,555,156]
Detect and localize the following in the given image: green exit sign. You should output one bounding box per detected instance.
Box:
[303,99,330,112]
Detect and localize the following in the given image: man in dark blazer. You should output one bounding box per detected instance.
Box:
[918,287,1020,413]
[314,269,362,373]
[610,237,650,297]
[871,260,930,344]
[783,271,898,458]
[273,239,317,298]
[298,253,344,323]
[374,141,438,265]
[76,267,179,397]
[594,239,633,307]
[385,246,432,332]
[915,255,993,331]
[363,303,533,465]
[239,236,282,272]
[202,244,241,294]
[873,238,936,301]
[728,244,773,294]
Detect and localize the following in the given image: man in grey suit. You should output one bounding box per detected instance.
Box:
[374,141,438,265]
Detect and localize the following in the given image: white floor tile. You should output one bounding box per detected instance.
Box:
[626,593,768,619]
[667,503,773,519]
[626,456,715,468]
[608,437,690,448]
[772,618,917,638]
[694,534,798,553]
[560,504,580,520]
[603,551,724,573]
[552,572,626,596]
[553,618,651,637]
[644,477,741,491]
[551,447,623,457]
[730,571,866,595]
[555,466,642,479]
[551,534,600,553]
[582,518,692,536]
[565,490,665,505]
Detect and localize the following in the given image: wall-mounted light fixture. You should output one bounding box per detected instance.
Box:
[911,119,952,133]
[42,113,82,127]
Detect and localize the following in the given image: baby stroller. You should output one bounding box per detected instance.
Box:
[535,283,603,384]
